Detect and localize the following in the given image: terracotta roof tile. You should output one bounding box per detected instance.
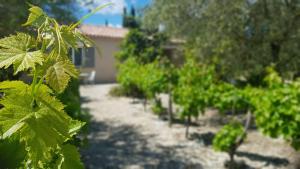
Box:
[79,25,129,39]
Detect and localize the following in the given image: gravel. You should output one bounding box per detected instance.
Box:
[80,84,299,169]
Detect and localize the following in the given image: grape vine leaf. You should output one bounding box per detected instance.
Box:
[0,81,83,168]
[45,59,78,93]
[56,144,84,169]
[23,6,46,27]
[0,33,43,74]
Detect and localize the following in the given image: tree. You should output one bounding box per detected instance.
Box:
[116,28,167,64]
[0,0,88,38]
[130,5,136,17]
[122,6,139,28]
[144,0,300,82]
[173,56,216,138]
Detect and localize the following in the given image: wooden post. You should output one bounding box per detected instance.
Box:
[168,89,173,127]
[185,115,191,139]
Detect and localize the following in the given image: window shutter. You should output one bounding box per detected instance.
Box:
[84,47,95,67]
[74,48,82,66]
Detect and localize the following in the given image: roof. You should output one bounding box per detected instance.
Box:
[79,25,185,44]
[79,25,129,39]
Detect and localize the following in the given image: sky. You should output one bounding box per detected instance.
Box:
[79,0,152,27]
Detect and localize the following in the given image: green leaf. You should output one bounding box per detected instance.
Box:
[0,33,35,50]
[69,120,85,137]
[60,25,78,49]
[0,81,81,168]
[213,122,246,152]
[74,30,94,47]
[56,144,84,169]
[45,60,78,93]
[0,33,43,74]
[23,6,46,27]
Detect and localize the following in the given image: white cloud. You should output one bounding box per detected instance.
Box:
[80,0,126,15]
[129,0,137,5]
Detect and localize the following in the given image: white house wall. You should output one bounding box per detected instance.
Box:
[80,36,122,83]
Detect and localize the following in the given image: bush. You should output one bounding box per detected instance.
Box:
[117,58,145,98]
[173,57,216,137]
[213,122,246,166]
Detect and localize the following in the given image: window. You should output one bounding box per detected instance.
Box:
[70,47,95,68]
[83,47,95,67]
[74,48,82,66]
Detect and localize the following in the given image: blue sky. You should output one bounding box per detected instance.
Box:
[79,0,152,27]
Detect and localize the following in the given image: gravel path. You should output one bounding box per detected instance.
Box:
[80,84,299,169]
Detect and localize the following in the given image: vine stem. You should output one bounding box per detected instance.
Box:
[31,70,37,96]
[34,76,45,95]
[30,70,38,108]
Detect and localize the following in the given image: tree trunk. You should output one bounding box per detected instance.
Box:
[168,90,173,127]
[185,115,191,139]
[143,98,147,112]
[228,149,236,169]
[271,42,281,65]
[229,151,235,165]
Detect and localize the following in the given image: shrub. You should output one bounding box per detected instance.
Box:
[174,57,215,138]
[117,58,145,98]
[213,122,246,167]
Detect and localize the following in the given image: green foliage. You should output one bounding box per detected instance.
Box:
[58,79,81,119]
[213,123,246,153]
[138,61,168,99]
[210,83,249,114]
[116,16,170,101]
[174,56,300,151]
[0,33,43,74]
[0,136,26,168]
[55,144,85,169]
[122,6,139,28]
[211,67,300,151]
[0,5,99,168]
[45,60,78,93]
[174,57,215,118]
[117,58,144,97]
[0,0,97,38]
[117,58,167,100]
[0,81,83,168]
[144,0,300,80]
[245,70,300,150]
[116,29,167,64]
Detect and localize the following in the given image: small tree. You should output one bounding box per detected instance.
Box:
[213,122,247,168]
[116,28,167,64]
[174,56,215,138]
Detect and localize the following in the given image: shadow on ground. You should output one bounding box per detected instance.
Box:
[236,151,289,167]
[81,96,94,104]
[190,132,215,146]
[81,120,204,169]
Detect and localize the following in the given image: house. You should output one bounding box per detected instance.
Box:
[74,25,183,84]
